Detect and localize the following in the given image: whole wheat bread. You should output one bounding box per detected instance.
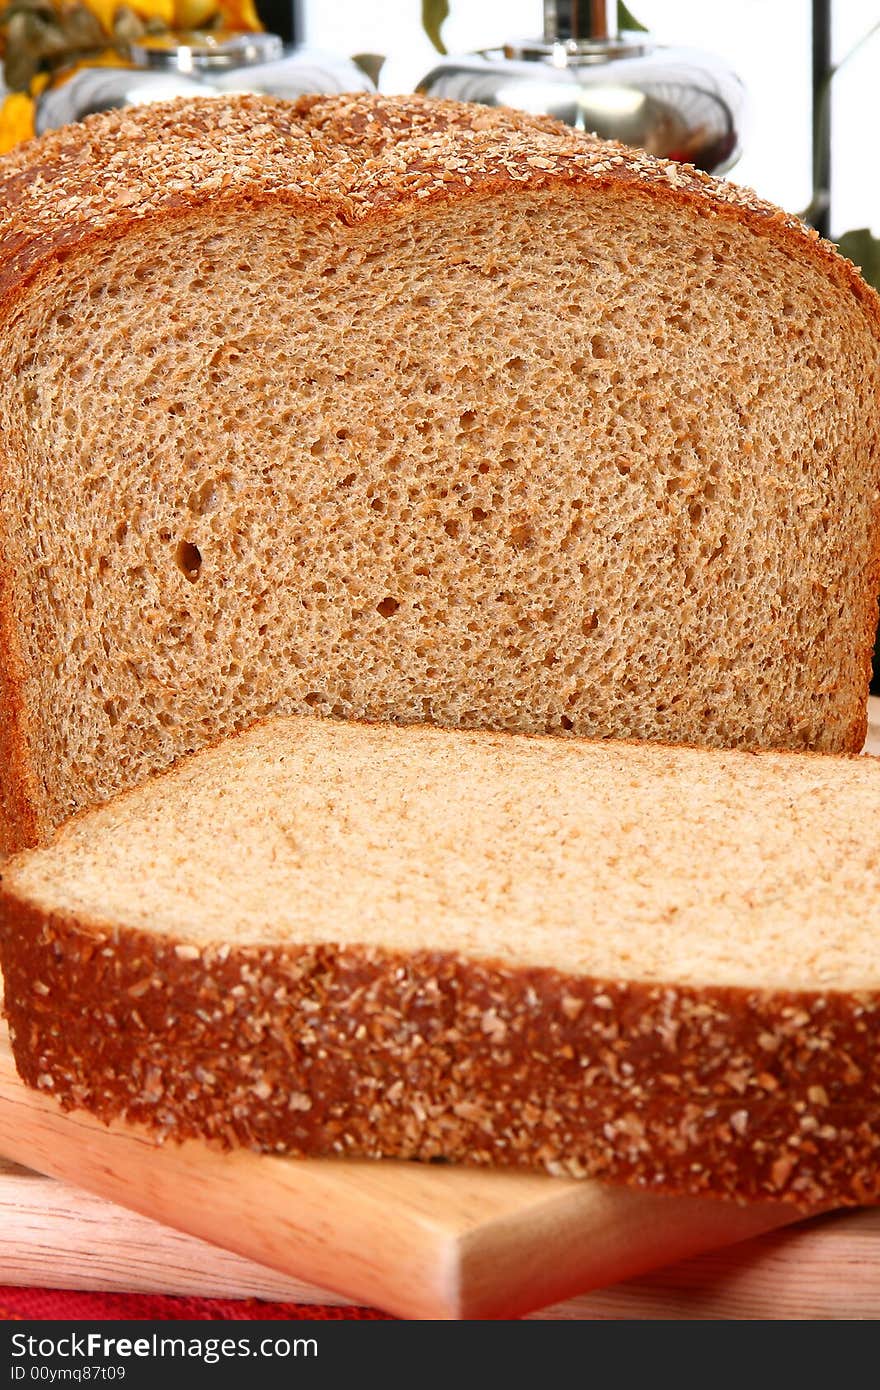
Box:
[2,93,880,852]
[3,714,880,1208]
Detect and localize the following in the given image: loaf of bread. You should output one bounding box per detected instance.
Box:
[2,93,879,852]
[3,713,880,1208]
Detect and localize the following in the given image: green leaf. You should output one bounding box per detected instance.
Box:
[422,0,449,55]
[836,228,880,292]
[351,52,386,85]
[617,3,648,32]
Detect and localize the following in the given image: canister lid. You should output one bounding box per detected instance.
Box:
[129,31,284,73]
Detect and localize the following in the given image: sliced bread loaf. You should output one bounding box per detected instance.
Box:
[2,93,880,851]
[3,714,880,1208]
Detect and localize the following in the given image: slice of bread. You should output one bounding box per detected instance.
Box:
[2,93,880,851]
[3,714,880,1208]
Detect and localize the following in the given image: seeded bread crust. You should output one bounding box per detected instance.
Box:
[3,892,880,1210]
[0,572,37,852]
[0,92,874,310]
[4,708,880,1211]
[2,93,880,850]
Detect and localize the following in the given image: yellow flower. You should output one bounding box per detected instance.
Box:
[0,0,266,153]
[217,0,261,30]
[81,0,119,34]
[126,0,176,27]
[175,0,221,29]
[0,93,35,154]
[78,0,263,32]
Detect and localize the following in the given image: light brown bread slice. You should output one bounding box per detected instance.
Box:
[1,93,880,851]
[3,715,880,1208]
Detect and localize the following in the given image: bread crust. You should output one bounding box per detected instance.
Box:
[2,93,879,329]
[1,92,879,846]
[0,533,41,855]
[3,887,880,1209]
[2,93,878,314]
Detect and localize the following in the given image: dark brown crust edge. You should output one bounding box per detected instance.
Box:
[4,889,880,1210]
[0,551,41,855]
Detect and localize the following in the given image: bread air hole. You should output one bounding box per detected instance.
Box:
[176,540,202,582]
[377,596,400,618]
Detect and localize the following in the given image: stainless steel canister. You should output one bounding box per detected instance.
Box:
[34,31,373,135]
[417,0,745,173]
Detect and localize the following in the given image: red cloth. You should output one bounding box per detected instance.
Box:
[0,1286,391,1320]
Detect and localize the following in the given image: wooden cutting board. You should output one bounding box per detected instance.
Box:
[5,1024,880,1320]
[1,699,878,1320]
[0,1021,798,1318]
[2,1152,879,1319]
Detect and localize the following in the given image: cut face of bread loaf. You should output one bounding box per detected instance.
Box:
[3,714,880,1207]
[2,93,880,850]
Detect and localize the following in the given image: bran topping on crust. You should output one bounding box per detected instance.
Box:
[4,898,880,1210]
[0,92,875,320]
